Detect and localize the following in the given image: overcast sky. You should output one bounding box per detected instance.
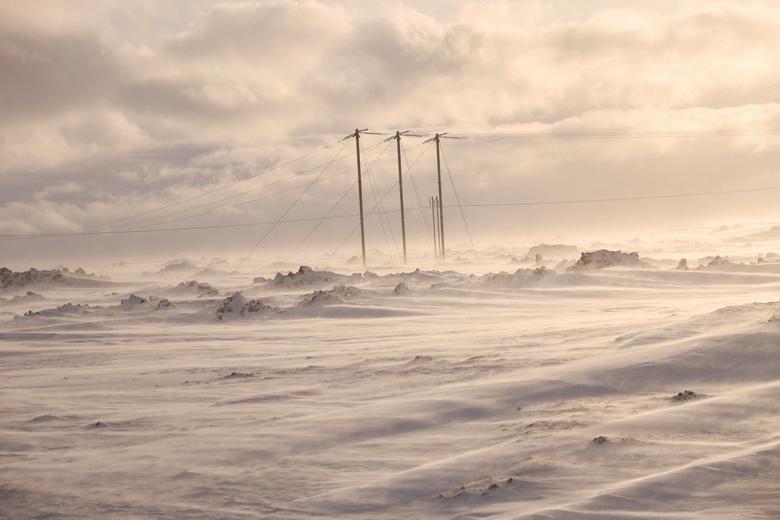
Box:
[3,0,780,262]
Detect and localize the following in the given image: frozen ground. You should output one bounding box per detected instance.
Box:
[2,232,780,519]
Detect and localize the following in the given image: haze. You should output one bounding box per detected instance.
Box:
[3,0,780,262]
[2,2,780,519]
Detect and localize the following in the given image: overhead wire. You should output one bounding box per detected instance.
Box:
[440,142,477,255]
[81,138,344,232]
[444,185,780,209]
[5,183,780,241]
[121,162,359,230]
[285,180,357,261]
[444,128,780,142]
[401,142,434,247]
[331,178,401,257]
[363,142,397,262]
[237,141,349,265]
[100,140,385,232]
[286,140,394,260]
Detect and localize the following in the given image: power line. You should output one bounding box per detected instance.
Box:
[334,128,780,142]
[440,143,476,254]
[450,185,780,208]
[5,182,780,241]
[237,141,349,265]
[444,128,780,141]
[363,142,397,262]
[0,215,350,239]
[119,163,358,230]
[98,140,385,232]
[285,180,357,261]
[402,143,434,247]
[329,142,429,259]
[331,180,400,257]
[286,140,395,260]
[81,138,345,232]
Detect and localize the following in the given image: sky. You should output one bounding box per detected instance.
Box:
[3,0,780,263]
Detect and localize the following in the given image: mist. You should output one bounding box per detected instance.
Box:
[3,2,780,519]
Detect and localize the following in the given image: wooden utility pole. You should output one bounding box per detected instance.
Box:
[354,128,367,267]
[430,196,438,260]
[434,134,445,261]
[394,131,407,264]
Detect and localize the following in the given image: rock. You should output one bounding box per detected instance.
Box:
[175,280,218,296]
[120,294,146,306]
[672,390,697,401]
[592,435,608,444]
[270,266,345,287]
[159,260,198,273]
[676,258,689,270]
[0,267,67,289]
[224,371,253,378]
[393,282,409,296]
[698,256,740,270]
[218,292,248,314]
[570,250,645,271]
[22,302,88,318]
[299,285,359,306]
[216,292,273,317]
[156,298,174,310]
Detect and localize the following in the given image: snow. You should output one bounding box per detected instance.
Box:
[2,237,780,518]
[526,243,580,259]
[158,259,199,273]
[0,290,45,306]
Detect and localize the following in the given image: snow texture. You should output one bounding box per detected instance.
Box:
[2,242,780,519]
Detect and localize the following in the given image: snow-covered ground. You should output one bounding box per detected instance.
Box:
[2,233,780,519]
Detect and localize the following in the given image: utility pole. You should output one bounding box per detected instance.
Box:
[354,128,367,267]
[394,131,407,264]
[430,196,438,260]
[434,133,446,261]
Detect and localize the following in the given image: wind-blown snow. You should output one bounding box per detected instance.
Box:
[1,245,779,518]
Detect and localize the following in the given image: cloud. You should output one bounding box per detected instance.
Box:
[0,30,120,120]
[3,0,780,260]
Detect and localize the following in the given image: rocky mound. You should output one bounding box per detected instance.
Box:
[268,266,345,288]
[1,267,66,289]
[22,302,90,318]
[479,266,552,285]
[0,291,46,305]
[158,260,199,274]
[174,280,219,297]
[120,294,147,306]
[1,267,106,290]
[697,256,742,271]
[568,250,645,271]
[216,292,276,318]
[299,285,360,306]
